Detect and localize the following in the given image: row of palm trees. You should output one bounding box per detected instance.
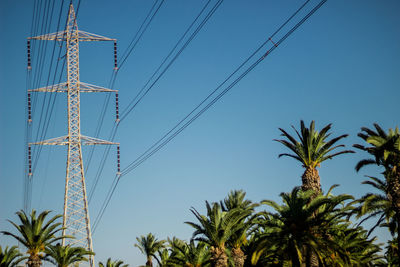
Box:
[133,187,382,266]
[1,121,399,266]
[131,121,400,266]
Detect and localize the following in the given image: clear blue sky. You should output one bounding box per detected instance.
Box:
[0,0,399,265]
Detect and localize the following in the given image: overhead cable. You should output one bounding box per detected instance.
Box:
[92,0,327,233]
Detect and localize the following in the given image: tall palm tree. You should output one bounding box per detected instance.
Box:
[0,246,26,267]
[98,258,128,267]
[220,190,257,267]
[253,187,353,267]
[134,233,166,266]
[44,243,94,267]
[185,201,251,267]
[354,123,400,255]
[1,210,66,267]
[275,120,354,195]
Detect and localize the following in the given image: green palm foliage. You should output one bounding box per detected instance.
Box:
[385,237,399,267]
[168,238,210,267]
[244,217,283,266]
[220,190,258,267]
[44,243,94,267]
[185,201,251,267]
[354,124,400,256]
[156,249,170,267]
[1,210,66,267]
[220,190,258,212]
[134,233,166,266]
[325,223,384,266]
[0,246,26,267]
[354,124,400,172]
[253,187,353,267]
[353,176,396,236]
[99,258,128,267]
[275,120,353,194]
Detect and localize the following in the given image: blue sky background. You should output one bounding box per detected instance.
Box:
[1,0,399,265]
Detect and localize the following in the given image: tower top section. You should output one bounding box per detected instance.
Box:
[29,4,116,42]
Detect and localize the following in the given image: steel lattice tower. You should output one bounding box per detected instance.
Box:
[28,4,118,266]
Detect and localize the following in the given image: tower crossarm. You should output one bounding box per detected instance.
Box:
[29,82,117,93]
[29,30,116,42]
[80,135,119,145]
[29,82,68,92]
[29,135,119,146]
[29,135,69,145]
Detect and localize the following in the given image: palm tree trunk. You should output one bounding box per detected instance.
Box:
[301,167,321,195]
[231,247,246,267]
[210,246,228,267]
[307,250,319,267]
[146,256,153,267]
[302,167,320,267]
[27,254,41,267]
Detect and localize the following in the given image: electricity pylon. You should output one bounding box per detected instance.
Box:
[28,4,118,266]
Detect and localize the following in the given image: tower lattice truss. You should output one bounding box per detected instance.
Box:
[28,4,119,266]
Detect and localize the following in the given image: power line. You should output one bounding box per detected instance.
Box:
[118,0,165,69]
[26,0,83,210]
[119,0,223,122]
[31,0,83,174]
[31,0,67,173]
[88,0,223,208]
[92,0,327,233]
[24,0,56,211]
[84,0,164,174]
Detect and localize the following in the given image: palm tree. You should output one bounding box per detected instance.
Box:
[354,123,400,255]
[1,210,66,267]
[99,258,128,267]
[134,233,166,266]
[0,246,26,267]
[185,201,251,267]
[44,243,94,267]
[275,120,354,195]
[253,187,353,267]
[220,190,257,267]
[168,239,210,267]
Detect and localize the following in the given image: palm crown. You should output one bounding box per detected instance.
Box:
[255,187,353,266]
[45,243,94,267]
[275,120,353,168]
[98,258,128,267]
[354,123,400,172]
[186,202,251,249]
[134,233,166,266]
[0,246,26,267]
[1,210,66,267]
